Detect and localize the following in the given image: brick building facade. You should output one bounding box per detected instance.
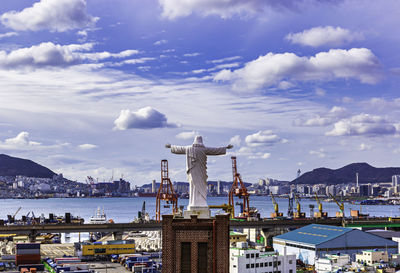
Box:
[162,214,230,273]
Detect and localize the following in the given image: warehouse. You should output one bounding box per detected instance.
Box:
[273,224,398,265]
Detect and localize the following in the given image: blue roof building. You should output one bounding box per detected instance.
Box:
[273,224,398,265]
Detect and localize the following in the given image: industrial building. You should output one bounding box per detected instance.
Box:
[273,224,398,265]
[230,242,296,273]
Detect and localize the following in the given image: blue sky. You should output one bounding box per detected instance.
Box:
[0,0,399,185]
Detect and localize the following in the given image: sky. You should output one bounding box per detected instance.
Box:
[0,0,399,185]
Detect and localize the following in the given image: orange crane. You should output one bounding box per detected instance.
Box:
[155,160,178,222]
[229,156,250,218]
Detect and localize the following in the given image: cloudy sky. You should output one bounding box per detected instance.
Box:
[0,0,399,185]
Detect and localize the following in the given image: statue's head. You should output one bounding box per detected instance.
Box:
[193,135,204,147]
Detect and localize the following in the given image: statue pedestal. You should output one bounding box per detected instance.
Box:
[184,206,210,219]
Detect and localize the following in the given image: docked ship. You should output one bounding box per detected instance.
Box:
[89,207,107,224]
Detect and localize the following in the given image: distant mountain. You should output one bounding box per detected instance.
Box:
[292,162,400,185]
[0,154,56,178]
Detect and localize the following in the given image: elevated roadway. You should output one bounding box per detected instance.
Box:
[0,217,396,235]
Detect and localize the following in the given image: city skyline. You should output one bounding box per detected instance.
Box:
[0,0,399,185]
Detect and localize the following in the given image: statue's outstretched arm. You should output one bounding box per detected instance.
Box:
[205,145,232,155]
[170,145,187,154]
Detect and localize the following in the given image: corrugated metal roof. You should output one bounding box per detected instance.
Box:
[274,224,352,246]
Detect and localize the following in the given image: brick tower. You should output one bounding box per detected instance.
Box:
[162,214,230,273]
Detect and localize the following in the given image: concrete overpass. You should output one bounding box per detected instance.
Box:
[0,217,397,236]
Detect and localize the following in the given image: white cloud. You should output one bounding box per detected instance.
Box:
[309,148,326,158]
[286,26,364,47]
[81,49,139,61]
[0,42,91,69]
[113,106,178,130]
[183,52,201,57]
[114,57,156,66]
[176,131,198,140]
[214,48,381,92]
[326,114,397,137]
[294,106,348,127]
[0,42,141,69]
[235,146,271,160]
[0,32,18,39]
[154,39,168,46]
[78,143,98,150]
[229,135,241,147]
[4,132,41,147]
[342,97,353,103]
[245,130,284,147]
[1,0,98,32]
[208,56,241,64]
[359,143,372,151]
[159,0,338,19]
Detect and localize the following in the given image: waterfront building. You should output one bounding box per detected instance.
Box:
[230,231,247,246]
[325,185,335,196]
[359,184,372,196]
[229,242,296,273]
[392,175,400,187]
[355,250,388,265]
[217,180,221,195]
[269,185,280,195]
[152,179,156,193]
[315,253,351,273]
[273,224,397,265]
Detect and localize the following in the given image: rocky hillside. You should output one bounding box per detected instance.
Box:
[0,154,56,178]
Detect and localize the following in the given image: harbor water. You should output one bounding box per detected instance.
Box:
[0,196,398,222]
[0,196,397,243]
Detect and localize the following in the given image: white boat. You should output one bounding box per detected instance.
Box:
[89,207,107,224]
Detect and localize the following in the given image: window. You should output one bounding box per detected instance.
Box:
[251,264,255,268]
[269,262,272,266]
[256,263,259,268]
[233,265,236,268]
[265,262,268,267]
[289,270,293,273]
[273,261,277,267]
[289,260,292,264]
[198,242,208,273]
[256,253,259,258]
[246,254,250,259]
[251,253,255,258]
[260,263,263,267]
[246,264,250,269]
[181,242,191,273]
[278,261,281,266]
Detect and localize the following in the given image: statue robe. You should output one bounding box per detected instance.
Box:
[171,145,227,208]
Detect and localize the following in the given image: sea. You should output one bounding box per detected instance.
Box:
[0,196,398,242]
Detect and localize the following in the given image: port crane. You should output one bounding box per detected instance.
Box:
[155,160,178,222]
[288,169,301,217]
[314,193,328,218]
[209,204,234,218]
[329,193,345,224]
[294,195,305,218]
[270,194,283,218]
[13,207,21,220]
[228,156,250,218]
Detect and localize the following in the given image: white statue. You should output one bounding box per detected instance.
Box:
[166,136,233,211]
